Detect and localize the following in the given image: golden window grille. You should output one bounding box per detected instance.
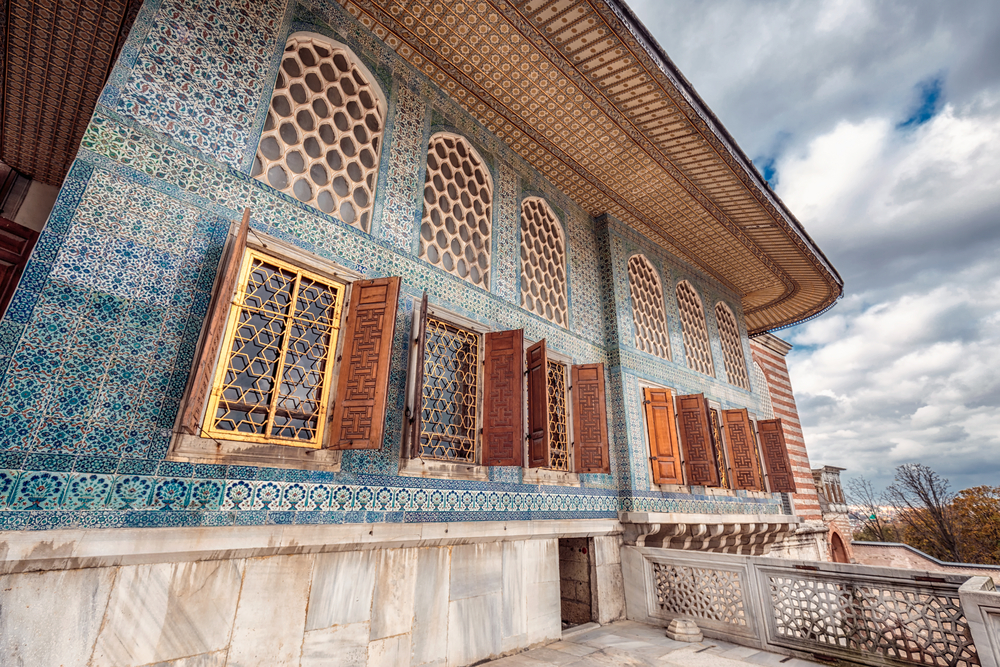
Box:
[709,408,729,488]
[547,360,570,471]
[205,250,345,447]
[419,316,480,461]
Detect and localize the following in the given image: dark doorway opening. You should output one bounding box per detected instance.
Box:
[558,537,593,628]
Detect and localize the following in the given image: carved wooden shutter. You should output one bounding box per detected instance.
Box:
[722,409,763,490]
[404,292,428,458]
[572,364,609,473]
[177,209,250,435]
[644,387,682,485]
[482,329,524,466]
[758,419,797,492]
[677,394,719,486]
[0,216,39,318]
[526,340,549,468]
[329,276,401,450]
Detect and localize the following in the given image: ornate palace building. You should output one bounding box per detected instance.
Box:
[0,1,857,665]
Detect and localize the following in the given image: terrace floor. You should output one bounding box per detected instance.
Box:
[485,620,827,667]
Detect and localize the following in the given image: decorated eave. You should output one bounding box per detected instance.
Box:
[341,0,843,334]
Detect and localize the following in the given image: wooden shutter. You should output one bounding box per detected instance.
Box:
[329,276,401,449]
[482,329,524,466]
[526,340,549,468]
[177,209,250,435]
[677,394,720,486]
[404,292,428,458]
[722,409,763,491]
[0,216,39,318]
[572,364,609,473]
[644,387,682,485]
[758,419,797,492]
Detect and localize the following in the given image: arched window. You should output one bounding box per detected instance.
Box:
[520,197,566,326]
[253,33,385,231]
[676,280,713,376]
[420,133,492,289]
[715,302,749,390]
[753,361,775,419]
[627,255,670,360]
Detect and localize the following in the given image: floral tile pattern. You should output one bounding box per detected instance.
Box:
[0,0,781,533]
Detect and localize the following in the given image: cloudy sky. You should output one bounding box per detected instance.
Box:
[630,0,1000,492]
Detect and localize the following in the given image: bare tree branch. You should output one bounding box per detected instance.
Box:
[846,475,891,542]
[885,463,960,562]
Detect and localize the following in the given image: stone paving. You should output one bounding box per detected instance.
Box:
[485,620,827,667]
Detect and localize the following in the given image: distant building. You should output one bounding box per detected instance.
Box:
[0,0,845,664]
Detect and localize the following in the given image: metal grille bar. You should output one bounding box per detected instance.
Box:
[419,316,480,461]
[547,359,569,471]
[205,250,344,447]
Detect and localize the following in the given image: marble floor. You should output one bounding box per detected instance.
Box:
[484,620,827,667]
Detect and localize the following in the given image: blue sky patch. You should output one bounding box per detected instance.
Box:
[898,75,944,129]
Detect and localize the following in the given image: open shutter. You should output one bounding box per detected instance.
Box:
[644,387,682,485]
[572,364,609,473]
[677,394,720,486]
[404,292,428,458]
[177,209,250,435]
[0,216,39,317]
[329,276,401,449]
[722,409,763,490]
[526,340,549,468]
[758,419,797,492]
[482,329,524,466]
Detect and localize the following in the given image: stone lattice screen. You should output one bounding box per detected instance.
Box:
[676,281,714,376]
[627,254,671,360]
[716,302,750,390]
[752,362,774,419]
[420,133,492,289]
[520,197,567,326]
[253,34,384,231]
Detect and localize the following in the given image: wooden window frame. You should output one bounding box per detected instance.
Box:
[522,344,580,486]
[398,303,490,481]
[168,226,363,471]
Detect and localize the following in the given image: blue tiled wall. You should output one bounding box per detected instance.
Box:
[0,0,780,531]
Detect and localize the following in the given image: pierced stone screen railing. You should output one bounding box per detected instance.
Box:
[624,547,981,667]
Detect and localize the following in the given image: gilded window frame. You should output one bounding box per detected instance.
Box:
[167,232,361,470]
[202,248,347,449]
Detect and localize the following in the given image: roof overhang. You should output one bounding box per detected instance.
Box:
[341,0,843,333]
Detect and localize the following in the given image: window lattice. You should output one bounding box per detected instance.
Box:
[520,197,567,326]
[420,133,492,289]
[676,281,714,376]
[206,251,345,446]
[547,360,569,471]
[420,316,481,462]
[253,34,384,231]
[716,302,750,390]
[627,255,671,360]
[753,362,775,420]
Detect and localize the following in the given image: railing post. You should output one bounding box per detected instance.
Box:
[960,576,1000,667]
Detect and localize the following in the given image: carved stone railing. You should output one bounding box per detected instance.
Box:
[623,547,981,667]
[959,577,1000,667]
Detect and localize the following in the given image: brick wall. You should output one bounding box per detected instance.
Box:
[750,334,822,522]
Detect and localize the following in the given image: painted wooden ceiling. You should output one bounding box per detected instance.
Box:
[339,0,843,333]
[0,0,141,186]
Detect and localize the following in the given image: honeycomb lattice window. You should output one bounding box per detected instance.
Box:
[252,33,384,231]
[420,133,492,289]
[676,280,714,376]
[520,197,567,326]
[753,362,775,419]
[716,302,750,390]
[419,316,481,462]
[627,255,671,360]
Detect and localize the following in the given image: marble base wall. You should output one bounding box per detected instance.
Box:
[0,520,608,667]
